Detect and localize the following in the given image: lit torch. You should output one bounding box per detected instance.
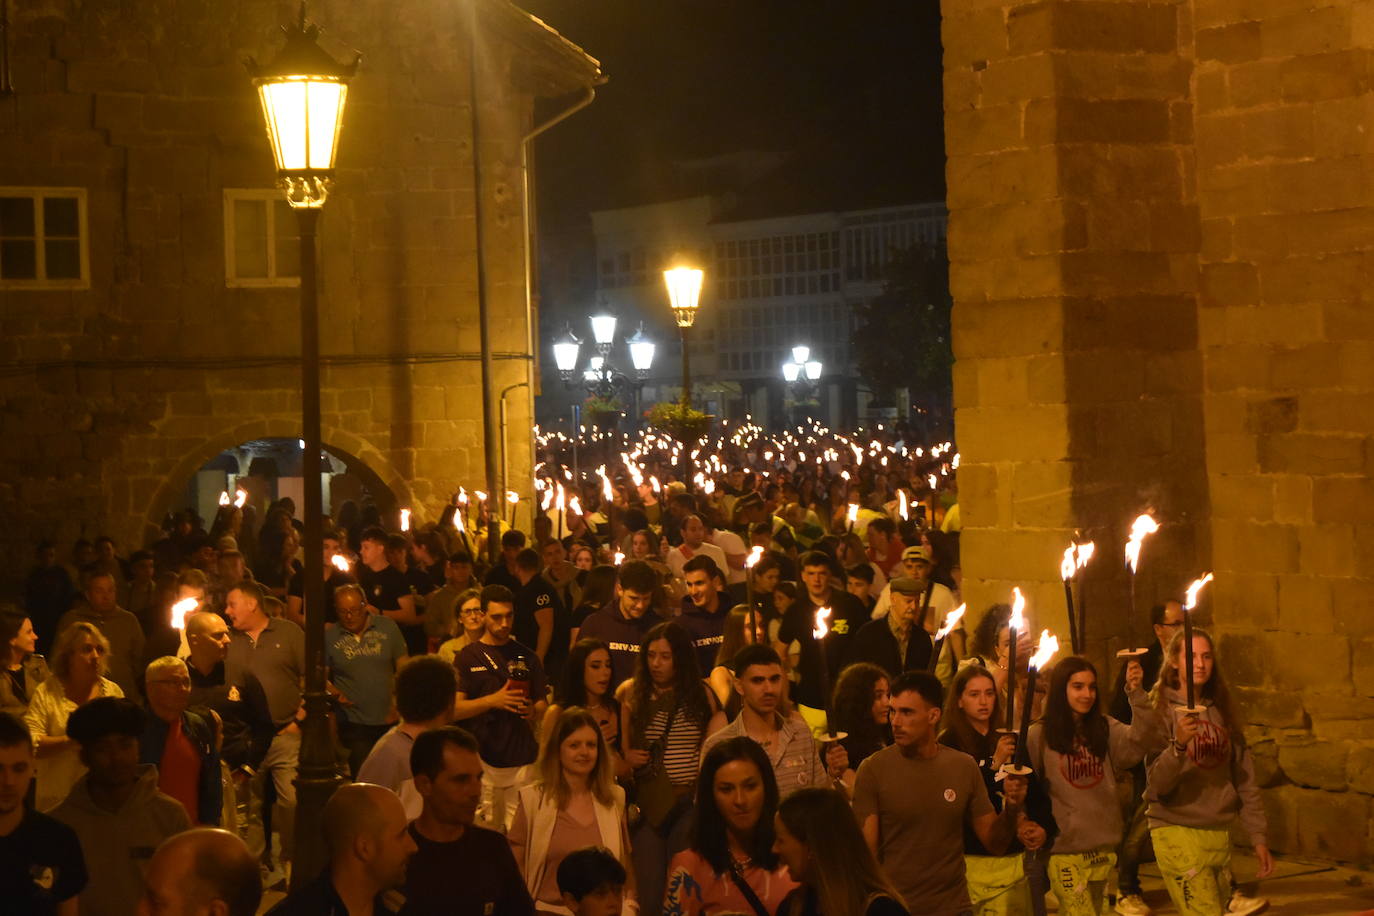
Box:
[331,554,352,574]
[744,545,765,638]
[846,503,858,534]
[218,491,230,507]
[813,606,837,738]
[1121,513,1159,658]
[234,488,247,509]
[1181,573,1214,710]
[1005,587,1026,740]
[170,596,199,630]
[928,603,966,674]
[1012,629,1061,770]
[399,508,411,532]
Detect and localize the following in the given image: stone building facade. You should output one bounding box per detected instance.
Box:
[0,0,600,585]
[944,0,1374,862]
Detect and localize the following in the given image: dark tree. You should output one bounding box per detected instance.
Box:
[851,240,954,434]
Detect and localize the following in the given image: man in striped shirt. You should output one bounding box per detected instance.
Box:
[700,645,851,798]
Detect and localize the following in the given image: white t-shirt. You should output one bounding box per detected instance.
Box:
[666,541,729,583]
[709,528,748,584]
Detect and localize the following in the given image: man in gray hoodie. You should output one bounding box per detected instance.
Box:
[51,697,190,916]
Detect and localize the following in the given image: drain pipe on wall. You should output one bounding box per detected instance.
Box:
[499,381,530,529]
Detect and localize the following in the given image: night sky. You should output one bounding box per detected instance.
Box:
[519,1,947,230]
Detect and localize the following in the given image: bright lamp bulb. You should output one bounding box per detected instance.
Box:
[590,314,618,346]
[792,345,810,365]
[782,362,801,382]
[629,336,656,372]
[805,360,823,380]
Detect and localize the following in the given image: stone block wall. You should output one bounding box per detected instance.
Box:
[0,0,598,585]
[944,0,1374,863]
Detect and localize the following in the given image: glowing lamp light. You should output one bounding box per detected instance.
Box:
[553,326,582,377]
[246,7,359,208]
[804,360,822,381]
[782,361,801,382]
[171,597,199,630]
[664,265,704,328]
[792,345,810,364]
[627,325,656,375]
[590,313,618,349]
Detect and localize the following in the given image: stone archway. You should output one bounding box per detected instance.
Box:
[137,421,416,545]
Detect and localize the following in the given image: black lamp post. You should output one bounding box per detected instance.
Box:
[246,3,358,889]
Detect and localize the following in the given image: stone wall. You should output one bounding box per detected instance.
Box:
[0,0,599,586]
[944,0,1374,863]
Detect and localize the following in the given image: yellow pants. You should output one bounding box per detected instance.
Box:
[965,854,1031,916]
[1047,849,1115,916]
[1151,824,1233,916]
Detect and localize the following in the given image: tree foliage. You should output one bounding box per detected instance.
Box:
[850,240,953,427]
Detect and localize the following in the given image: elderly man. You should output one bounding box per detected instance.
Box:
[56,571,146,701]
[266,784,416,916]
[137,828,261,916]
[141,657,221,826]
[327,584,408,778]
[224,582,304,870]
[846,577,934,678]
[871,546,957,626]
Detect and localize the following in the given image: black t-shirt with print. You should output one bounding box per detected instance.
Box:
[0,809,87,915]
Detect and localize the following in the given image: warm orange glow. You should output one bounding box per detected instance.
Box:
[1124,513,1159,573]
[1184,573,1214,611]
[813,606,832,641]
[1028,630,1060,670]
[934,604,966,641]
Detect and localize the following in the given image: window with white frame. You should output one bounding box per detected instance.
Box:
[223,189,300,287]
[0,188,89,288]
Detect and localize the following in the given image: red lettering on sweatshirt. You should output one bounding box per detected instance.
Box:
[1060,743,1105,789]
[1189,719,1230,770]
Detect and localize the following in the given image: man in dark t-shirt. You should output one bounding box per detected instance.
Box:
[0,712,87,915]
[357,526,425,655]
[511,548,565,678]
[453,586,546,833]
[577,560,659,692]
[778,551,872,713]
[401,727,534,916]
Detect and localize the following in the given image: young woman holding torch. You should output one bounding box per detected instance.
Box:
[1145,626,1271,916]
[1027,656,1165,916]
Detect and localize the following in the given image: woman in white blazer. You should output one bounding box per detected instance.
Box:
[509,706,638,915]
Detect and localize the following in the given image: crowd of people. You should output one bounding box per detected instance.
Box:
[1,422,1273,916]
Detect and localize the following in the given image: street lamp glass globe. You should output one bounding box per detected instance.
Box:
[589,356,605,372]
[805,360,823,381]
[791,345,810,365]
[782,362,801,382]
[590,314,618,346]
[628,333,656,372]
[664,266,704,328]
[552,328,581,373]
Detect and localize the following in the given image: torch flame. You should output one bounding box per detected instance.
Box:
[613,550,625,566]
[218,491,230,507]
[1060,545,1077,581]
[928,473,938,490]
[1076,542,1095,570]
[1028,629,1060,670]
[234,488,247,508]
[399,508,410,532]
[475,490,487,502]
[601,473,613,502]
[702,477,715,495]
[650,476,661,493]
[1124,513,1159,573]
[813,605,832,641]
[506,490,520,504]
[846,503,858,524]
[899,491,909,521]
[458,488,468,505]
[745,545,764,569]
[1010,586,1026,632]
[1184,573,1214,611]
[331,554,352,573]
[452,509,466,533]
[569,496,582,515]
[542,487,554,511]
[934,603,966,641]
[171,597,199,630]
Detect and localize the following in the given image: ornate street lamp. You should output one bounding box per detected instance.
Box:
[246,3,357,888]
[783,345,823,426]
[627,323,656,379]
[663,263,704,404]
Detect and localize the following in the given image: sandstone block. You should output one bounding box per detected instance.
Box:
[1347,745,1374,795]
[1197,21,1263,63]
[1236,687,1308,729]
[1278,737,1349,791]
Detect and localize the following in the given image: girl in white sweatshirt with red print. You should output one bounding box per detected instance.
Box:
[1145,628,1271,916]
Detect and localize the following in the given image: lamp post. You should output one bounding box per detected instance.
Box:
[664,264,704,405]
[782,345,823,426]
[552,316,655,427]
[246,3,357,889]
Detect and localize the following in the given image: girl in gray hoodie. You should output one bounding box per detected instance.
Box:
[1026,656,1164,916]
[1145,628,1271,915]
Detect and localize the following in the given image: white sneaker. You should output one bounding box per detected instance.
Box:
[1114,894,1152,916]
[1228,891,1269,915]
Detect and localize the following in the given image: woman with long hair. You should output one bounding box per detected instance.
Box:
[1027,656,1163,916]
[621,621,721,915]
[25,621,124,810]
[939,665,1052,916]
[508,707,636,914]
[773,787,907,916]
[545,638,624,777]
[1145,628,1271,914]
[708,605,771,714]
[436,587,484,664]
[0,607,50,720]
[748,554,783,624]
[830,662,891,772]
[665,737,797,915]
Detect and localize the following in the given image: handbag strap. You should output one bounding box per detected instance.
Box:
[650,700,681,767]
[727,861,772,916]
